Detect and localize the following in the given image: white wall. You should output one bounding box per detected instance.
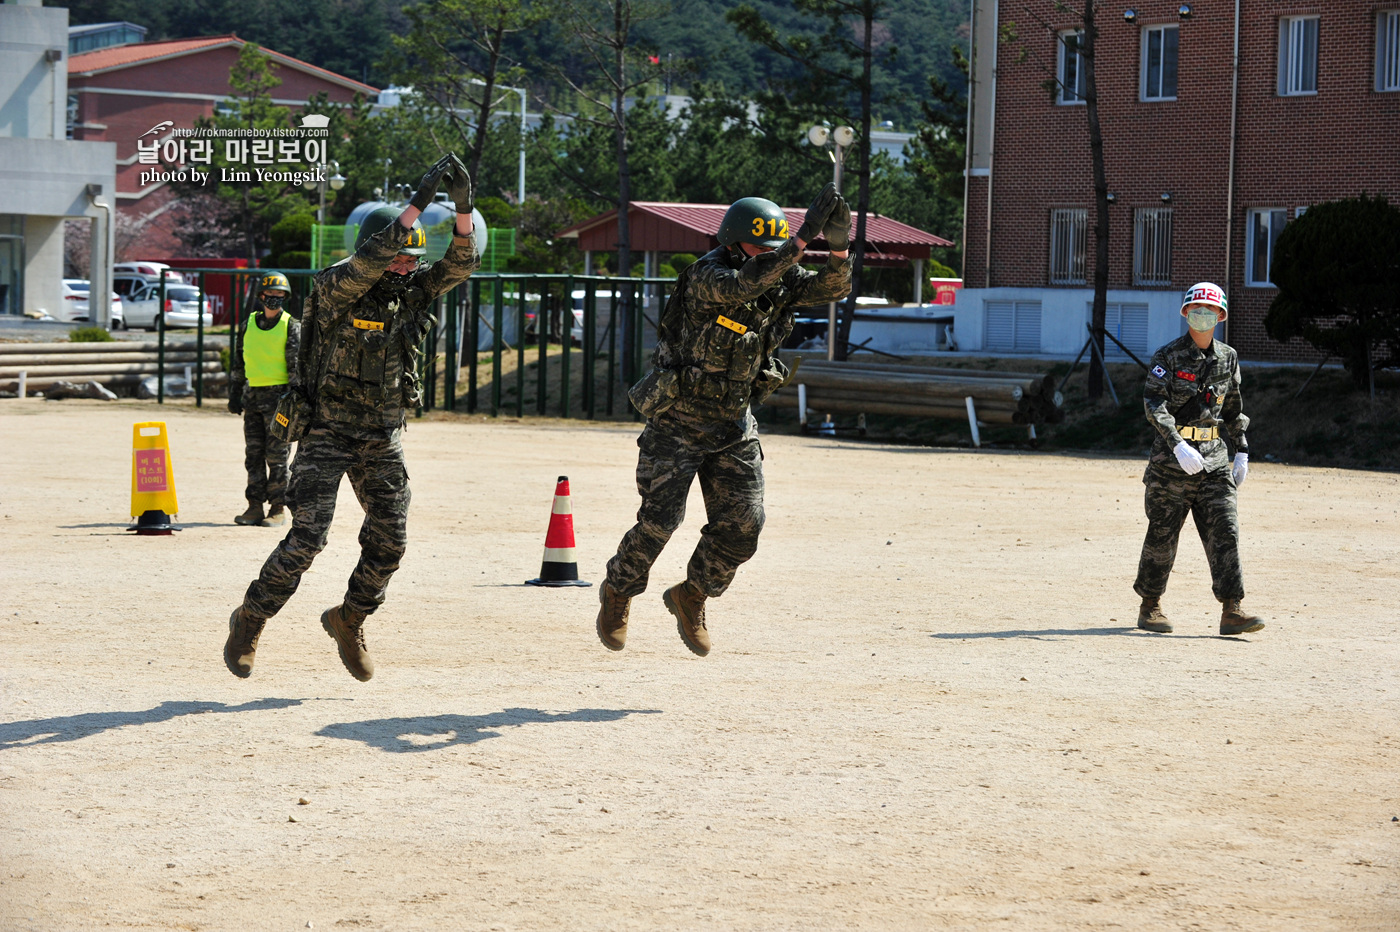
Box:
[953,287,1187,356]
[0,5,68,141]
[23,214,63,317]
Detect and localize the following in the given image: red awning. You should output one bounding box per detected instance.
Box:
[557,201,953,263]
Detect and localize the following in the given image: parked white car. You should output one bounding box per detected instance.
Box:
[122,281,213,331]
[59,279,124,328]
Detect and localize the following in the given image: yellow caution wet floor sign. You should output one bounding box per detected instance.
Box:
[129,422,180,534]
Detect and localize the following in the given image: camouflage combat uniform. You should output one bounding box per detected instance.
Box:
[230,313,301,509]
[1134,334,1250,602]
[606,238,852,598]
[241,221,479,620]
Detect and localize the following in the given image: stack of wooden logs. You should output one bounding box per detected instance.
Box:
[766,356,1064,426]
[0,341,225,394]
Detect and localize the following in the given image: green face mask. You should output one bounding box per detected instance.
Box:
[1186,307,1220,332]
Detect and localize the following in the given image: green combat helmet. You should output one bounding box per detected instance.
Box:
[355,205,427,256]
[716,196,790,249]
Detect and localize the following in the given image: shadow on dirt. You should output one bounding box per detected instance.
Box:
[0,698,306,750]
[317,707,662,753]
[932,626,1200,640]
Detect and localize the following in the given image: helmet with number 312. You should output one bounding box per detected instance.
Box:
[717,196,789,249]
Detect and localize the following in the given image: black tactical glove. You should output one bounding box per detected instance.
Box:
[797,182,838,245]
[409,154,454,212]
[445,152,474,216]
[227,384,244,415]
[823,193,852,252]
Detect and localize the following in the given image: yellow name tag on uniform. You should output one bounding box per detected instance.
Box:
[716,315,748,335]
[353,318,385,331]
[275,412,289,427]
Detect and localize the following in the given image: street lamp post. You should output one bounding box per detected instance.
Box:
[808,124,854,361]
[303,159,346,267]
[469,79,528,205]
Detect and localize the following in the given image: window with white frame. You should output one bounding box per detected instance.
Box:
[985,301,1043,353]
[1141,24,1179,100]
[1378,11,1400,92]
[1087,302,1150,359]
[1049,209,1087,285]
[1246,209,1287,286]
[1058,30,1086,104]
[1278,15,1319,96]
[1133,208,1173,286]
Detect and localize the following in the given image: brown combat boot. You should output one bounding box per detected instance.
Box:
[1137,597,1172,634]
[234,501,265,526]
[224,606,267,678]
[261,504,286,527]
[1220,599,1265,636]
[321,604,375,681]
[663,581,711,657]
[596,582,631,651]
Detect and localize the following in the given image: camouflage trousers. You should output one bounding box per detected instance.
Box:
[605,411,765,599]
[1133,463,1244,602]
[242,423,411,620]
[242,385,290,506]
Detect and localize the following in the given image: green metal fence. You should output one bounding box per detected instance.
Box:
[151,268,671,423]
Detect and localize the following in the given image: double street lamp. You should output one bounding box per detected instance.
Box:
[303,158,346,224]
[807,124,855,361]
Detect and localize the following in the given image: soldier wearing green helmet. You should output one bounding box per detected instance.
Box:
[229,270,301,527]
[224,153,480,683]
[596,182,853,657]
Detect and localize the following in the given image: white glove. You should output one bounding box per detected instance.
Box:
[1173,440,1205,475]
[1232,452,1248,487]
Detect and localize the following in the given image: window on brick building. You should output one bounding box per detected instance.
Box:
[1049,209,1087,284]
[1378,11,1400,92]
[1058,30,1086,104]
[1246,209,1287,287]
[1140,25,1179,100]
[1133,208,1173,286]
[985,301,1042,353]
[1278,16,1319,96]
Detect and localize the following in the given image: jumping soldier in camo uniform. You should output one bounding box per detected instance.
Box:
[224,153,480,682]
[229,271,301,527]
[596,184,853,656]
[1135,281,1265,637]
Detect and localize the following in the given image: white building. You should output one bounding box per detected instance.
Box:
[0,1,116,324]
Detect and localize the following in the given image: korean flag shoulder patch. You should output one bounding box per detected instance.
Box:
[1151,365,1167,379]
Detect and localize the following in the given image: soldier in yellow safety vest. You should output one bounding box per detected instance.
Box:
[228,271,301,526]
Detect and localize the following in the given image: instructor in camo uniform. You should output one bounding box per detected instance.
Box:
[229,271,300,528]
[1135,281,1265,637]
[224,153,479,682]
[596,183,852,657]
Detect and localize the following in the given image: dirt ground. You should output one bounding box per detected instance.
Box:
[1,399,1396,931]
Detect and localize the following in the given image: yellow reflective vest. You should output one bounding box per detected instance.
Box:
[243,312,290,386]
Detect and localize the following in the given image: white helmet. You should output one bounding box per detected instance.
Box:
[1181,282,1228,317]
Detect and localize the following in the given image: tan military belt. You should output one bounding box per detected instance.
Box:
[1179,425,1218,441]
[353,318,385,331]
[716,315,748,335]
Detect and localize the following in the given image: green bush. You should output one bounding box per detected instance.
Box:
[1266,195,1400,387]
[668,252,697,272]
[219,346,231,372]
[69,326,115,343]
[269,212,315,267]
[928,258,959,279]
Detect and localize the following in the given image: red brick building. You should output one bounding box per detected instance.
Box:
[958,1,1400,361]
[67,35,376,257]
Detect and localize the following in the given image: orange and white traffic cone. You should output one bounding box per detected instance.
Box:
[525,476,592,588]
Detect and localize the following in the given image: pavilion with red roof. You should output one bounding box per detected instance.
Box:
[557,202,954,303]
